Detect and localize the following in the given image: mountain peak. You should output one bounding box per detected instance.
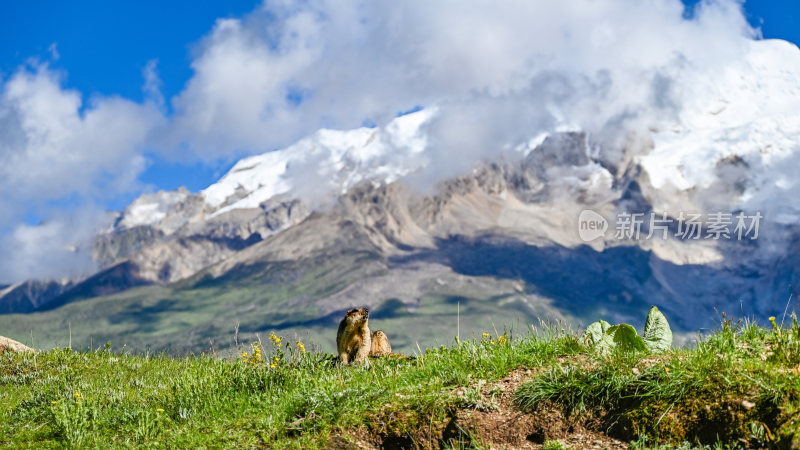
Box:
[201,108,435,216]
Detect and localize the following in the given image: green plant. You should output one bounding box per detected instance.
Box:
[133,408,165,443]
[457,379,498,412]
[49,391,96,447]
[541,440,569,450]
[583,306,672,354]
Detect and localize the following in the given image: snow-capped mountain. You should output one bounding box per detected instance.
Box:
[2,39,799,345]
[87,108,436,285]
[117,38,800,247]
[203,108,433,215]
[117,108,433,233]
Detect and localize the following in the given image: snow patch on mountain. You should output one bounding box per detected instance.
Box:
[640,39,800,222]
[119,188,190,229]
[202,108,434,216]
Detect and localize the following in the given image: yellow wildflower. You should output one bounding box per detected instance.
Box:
[74,392,82,399]
[297,341,306,353]
[769,316,779,330]
[268,333,284,347]
[51,401,59,405]
[156,408,164,413]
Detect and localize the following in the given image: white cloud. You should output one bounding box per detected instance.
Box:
[0,63,163,282]
[165,0,755,175]
[47,43,60,61]
[142,59,165,108]
[0,63,162,207]
[0,210,108,283]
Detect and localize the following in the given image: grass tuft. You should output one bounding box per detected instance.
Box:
[515,314,800,446]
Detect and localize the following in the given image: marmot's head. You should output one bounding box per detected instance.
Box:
[373,330,386,338]
[343,307,369,326]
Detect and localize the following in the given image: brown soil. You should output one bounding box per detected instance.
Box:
[328,369,629,449]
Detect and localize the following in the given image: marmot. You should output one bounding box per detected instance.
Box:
[336,307,372,365]
[369,330,392,357]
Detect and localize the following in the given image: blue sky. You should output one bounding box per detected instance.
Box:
[0,1,258,106]
[1,0,261,204]
[0,0,796,214]
[0,0,798,282]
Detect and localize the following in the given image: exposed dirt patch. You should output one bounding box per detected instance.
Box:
[448,369,627,449]
[325,427,374,449]
[449,405,627,449]
[331,369,628,449]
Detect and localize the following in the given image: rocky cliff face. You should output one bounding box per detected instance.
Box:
[93,187,310,284]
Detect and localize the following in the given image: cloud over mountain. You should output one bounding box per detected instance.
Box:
[0,0,770,282]
[167,0,755,167]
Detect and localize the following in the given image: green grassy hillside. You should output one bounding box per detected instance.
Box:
[0,251,562,356]
[2,316,799,448]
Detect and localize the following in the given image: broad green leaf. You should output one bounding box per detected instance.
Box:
[595,328,617,355]
[643,306,673,353]
[583,320,611,346]
[608,324,647,352]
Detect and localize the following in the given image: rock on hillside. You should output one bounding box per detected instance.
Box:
[0,335,33,354]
